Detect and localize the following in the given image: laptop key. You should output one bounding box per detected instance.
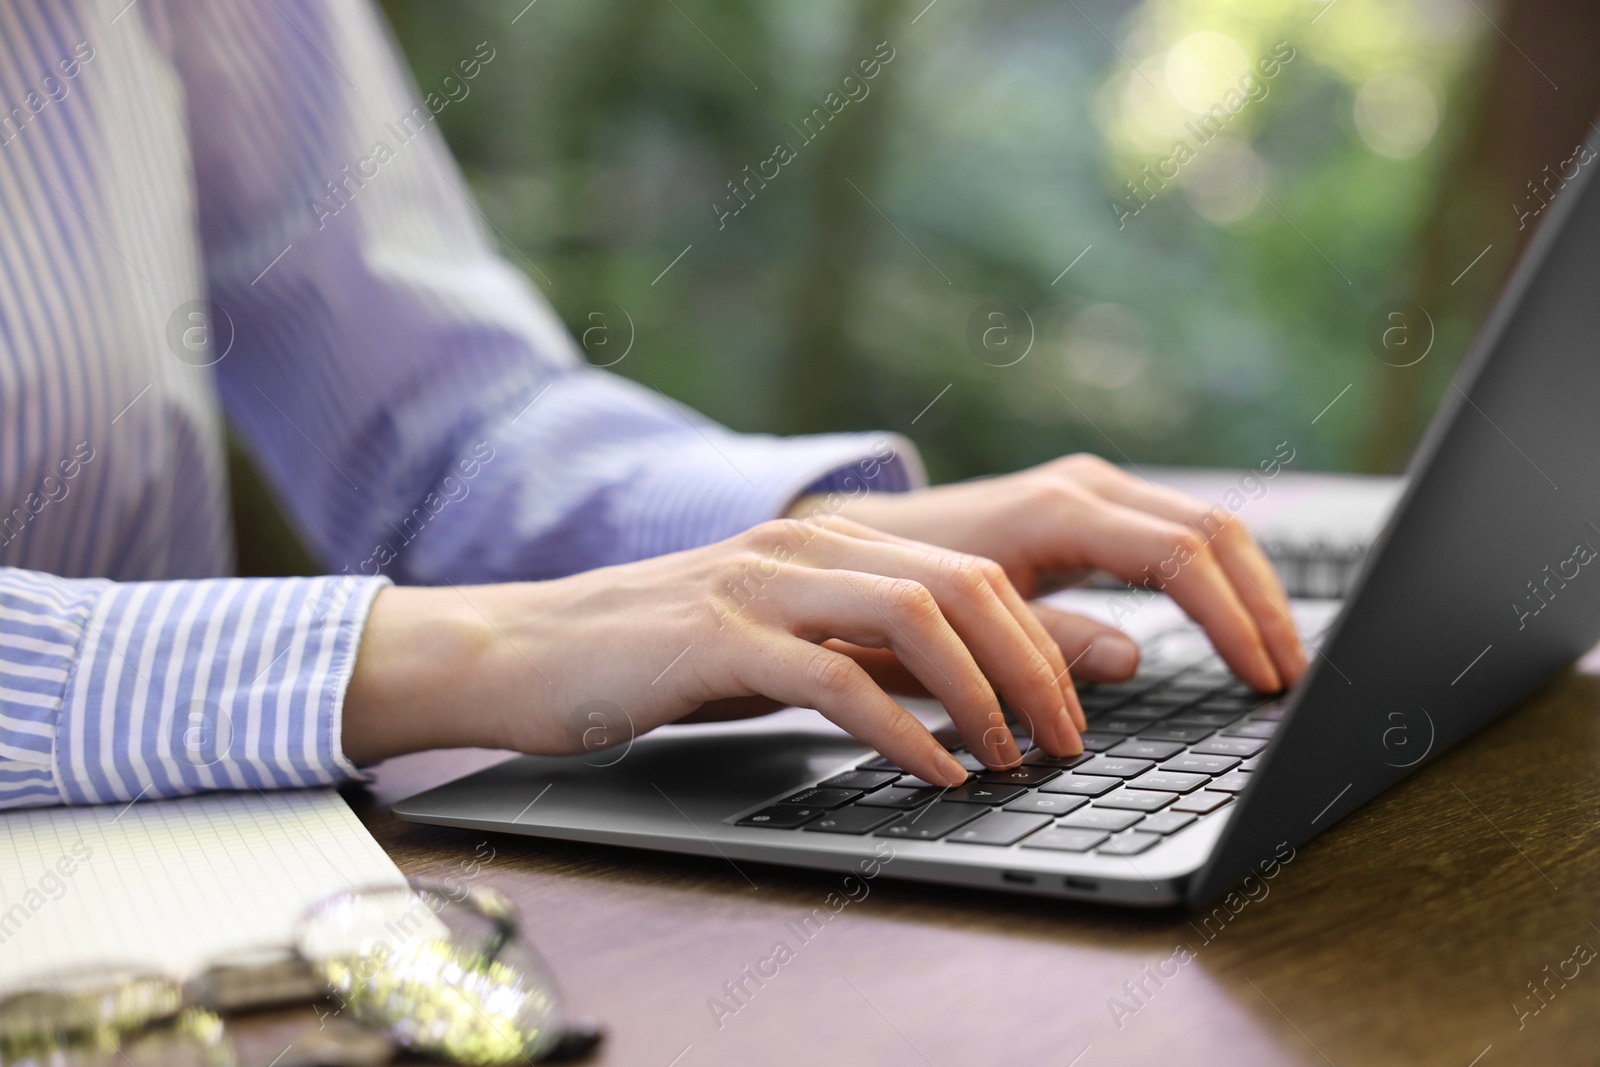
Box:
[1104,705,1174,721]
[1170,791,1233,814]
[1163,680,1222,698]
[1239,755,1263,771]
[1004,793,1089,816]
[1074,756,1156,779]
[943,782,1027,805]
[738,805,824,829]
[1039,774,1121,797]
[1136,724,1214,744]
[819,770,901,791]
[947,750,988,773]
[1022,749,1095,769]
[945,811,1053,846]
[856,786,944,809]
[1224,720,1279,739]
[803,805,901,835]
[1093,789,1174,812]
[780,787,863,809]
[1164,711,1243,729]
[1160,753,1239,775]
[1098,832,1162,856]
[876,800,985,840]
[1106,739,1186,761]
[1192,695,1258,712]
[1139,810,1198,835]
[1082,682,1150,700]
[1208,771,1253,793]
[1191,736,1267,758]
[976,765,1062,787]
[858,755,905,772]
[1094,717,1150,735]
[1125,770,1209,793]
[1077,732,1122,752]
[896,775,966,790]
[1020,827,1110,853]
[1059,807,1144,832]
[1141,689,1200,707]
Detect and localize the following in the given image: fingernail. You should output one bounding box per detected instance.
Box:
[1082,635,1139,679]
[937,753,968,786]
[1040,717,1083,758]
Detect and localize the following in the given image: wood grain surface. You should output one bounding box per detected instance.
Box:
[334,666,1600,1067]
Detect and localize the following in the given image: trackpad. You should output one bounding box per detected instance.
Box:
[393,714,873,834]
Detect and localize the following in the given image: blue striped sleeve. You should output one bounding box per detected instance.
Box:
[0,567,388,810]
[372,369,926,585]
[169,2,926,586]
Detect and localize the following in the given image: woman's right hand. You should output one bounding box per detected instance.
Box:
[341,516,1138,786]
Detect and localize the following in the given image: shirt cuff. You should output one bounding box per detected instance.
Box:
[49,573,389,806]
[616,429,926,561]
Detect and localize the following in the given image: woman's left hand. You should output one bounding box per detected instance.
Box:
[789,453,1306,693]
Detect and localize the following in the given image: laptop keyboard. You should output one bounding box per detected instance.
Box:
[730,655,1282,858]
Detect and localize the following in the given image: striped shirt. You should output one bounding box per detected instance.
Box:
[0,0,921,809]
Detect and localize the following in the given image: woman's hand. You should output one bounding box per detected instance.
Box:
[791,453,1306,693]
[342,517,1093,786]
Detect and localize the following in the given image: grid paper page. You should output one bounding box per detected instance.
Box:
[0,789,407,993]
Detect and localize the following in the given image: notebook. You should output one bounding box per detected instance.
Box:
[0,789,406,994]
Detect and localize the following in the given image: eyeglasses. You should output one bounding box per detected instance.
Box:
[0,881,602,1067]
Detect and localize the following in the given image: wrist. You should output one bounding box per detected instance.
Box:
[342,585,500,764]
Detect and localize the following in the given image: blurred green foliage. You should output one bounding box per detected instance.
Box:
[379,0,1488,482]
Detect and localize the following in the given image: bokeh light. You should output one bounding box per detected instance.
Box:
[1165,31,1252,115]
[1353,72,1441,159]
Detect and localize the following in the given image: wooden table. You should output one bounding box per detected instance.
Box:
[336,662,1600,1067]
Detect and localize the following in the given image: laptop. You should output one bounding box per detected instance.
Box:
[394,133,1600,909]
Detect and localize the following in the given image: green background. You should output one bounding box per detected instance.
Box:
[372,0,1492,485]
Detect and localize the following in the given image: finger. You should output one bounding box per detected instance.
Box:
[981,560,1089,732]
[737,637,967,786]
[823,641,930,697]
[769,567,1024,768]
[819,511,1081,703]
[1073,474,1306,685]
[1045,497,1283,691]
[782,525,1081,755]
[797,516,1083,713]
[1201,523,1307,685]
[1028,605,1141,683]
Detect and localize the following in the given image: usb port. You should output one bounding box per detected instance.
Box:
[1001,870,1036,885]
